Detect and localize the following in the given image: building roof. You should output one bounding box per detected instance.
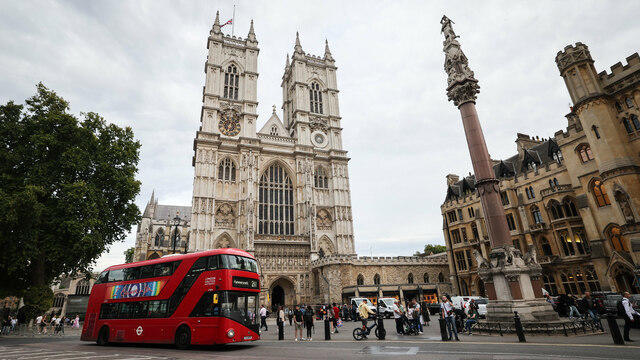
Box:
[153,205,192,222]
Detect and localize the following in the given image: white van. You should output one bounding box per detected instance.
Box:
[450,296,488,318]
[350,297,377,319]
[377,298,399,318]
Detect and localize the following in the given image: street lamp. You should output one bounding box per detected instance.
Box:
[172,211,181,254]
[184,231,189,254]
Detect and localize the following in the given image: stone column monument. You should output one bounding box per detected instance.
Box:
[440,16,558,323]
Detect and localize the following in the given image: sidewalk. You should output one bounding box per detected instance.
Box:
[1,325,82,339]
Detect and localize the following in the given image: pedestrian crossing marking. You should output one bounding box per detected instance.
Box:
[0,346,171,360]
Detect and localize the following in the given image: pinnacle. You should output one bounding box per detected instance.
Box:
[294,31,304,55]
[247,19,257,42]
[214,10,220,26]
[324,38,334,61]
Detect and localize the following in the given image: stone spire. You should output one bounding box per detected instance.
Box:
[324,39,334,61]
[247,19,257,42]
[441,15,479,107]
[293,31,304,58]
[212,10,222,35]
[285,53,290,68]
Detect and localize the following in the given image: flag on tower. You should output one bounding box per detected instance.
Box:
[221,19,233,28]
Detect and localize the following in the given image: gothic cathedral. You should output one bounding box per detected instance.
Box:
[189,13,355,305]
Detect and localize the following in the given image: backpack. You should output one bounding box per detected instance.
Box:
[617,299,626,317]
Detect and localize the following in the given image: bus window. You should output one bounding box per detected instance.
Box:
[148,300,168,318]
[99,303,121,319]
[108,269,124,282]
[119,302,135,319]
[208,255,220,270]
[123,267,140,281]
[95,270,109,284]
[155,262,173,277]
[132,301,149,318]
[222,255,258,273]
[190,291,220,317]
[191,257,207,274]
[140,265,154,279]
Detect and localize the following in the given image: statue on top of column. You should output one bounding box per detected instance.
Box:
[441,15,480,107]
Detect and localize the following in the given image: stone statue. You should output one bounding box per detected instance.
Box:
[440,15,458,43]
[523,244,538,265]
[473,249,491,269]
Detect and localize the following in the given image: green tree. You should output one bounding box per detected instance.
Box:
[0,83,141,313]
[124,247,135,263]
[414,244,447,256]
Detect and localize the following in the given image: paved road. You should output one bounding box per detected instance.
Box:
[1,319,639,359]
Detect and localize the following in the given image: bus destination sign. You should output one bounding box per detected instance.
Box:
[232,277,259,289]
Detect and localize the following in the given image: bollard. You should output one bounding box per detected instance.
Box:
[438,317,449,341]
[606,313,625,345]
[376,316,386,340]
[324,319,331,340]
[513,311,526,343]
[278,320,284,340]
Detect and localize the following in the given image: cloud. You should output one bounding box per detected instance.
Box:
[2,0,638,270]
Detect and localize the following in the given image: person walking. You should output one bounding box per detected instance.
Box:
[464,299,478,335]
[581,292,599,321]
[621,292,640,342]
[332,303,340,334]
[73,315,80,329]
[287,307,294,326]
[393,299,404,334]
[35,314,43,334]
[441,295,459,341]
[277,306,285,333]
[259,304,268,331]
[567,295,581,319]
[304,305,314,340]
[412,299,423,334]
[293,305,304,341]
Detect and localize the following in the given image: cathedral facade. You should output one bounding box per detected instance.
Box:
[188,14,355,306]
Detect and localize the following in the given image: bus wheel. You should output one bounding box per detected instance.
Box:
[96,326,109,346]
[175,325,191,350]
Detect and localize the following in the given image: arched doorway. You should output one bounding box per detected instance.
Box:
[612,265,639,293]
[269,277,295,312]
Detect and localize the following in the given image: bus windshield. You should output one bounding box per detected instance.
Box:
[191,290,259,329]
[221,255,258,273]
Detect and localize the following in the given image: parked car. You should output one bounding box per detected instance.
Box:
[590,292,623,315]
[464,297,488,318]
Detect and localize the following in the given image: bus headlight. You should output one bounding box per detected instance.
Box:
[226,329,235,338]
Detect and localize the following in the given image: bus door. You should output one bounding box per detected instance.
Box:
[190,290,221,344]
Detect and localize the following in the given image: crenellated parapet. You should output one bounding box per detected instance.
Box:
[310,252,448,268]
[555,42,594,74]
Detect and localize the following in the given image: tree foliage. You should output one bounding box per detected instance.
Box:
[414,244,447,256]
[0,83,141,300]
[124,247,135,263]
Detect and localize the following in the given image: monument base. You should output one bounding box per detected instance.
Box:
[486,298,559,323]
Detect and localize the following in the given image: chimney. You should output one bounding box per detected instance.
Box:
[515,133,541,157]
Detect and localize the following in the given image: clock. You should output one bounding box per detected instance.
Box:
[218,111,241,136]
[311,131,327,148]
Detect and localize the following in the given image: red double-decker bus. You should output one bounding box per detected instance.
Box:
[81,248,260,348]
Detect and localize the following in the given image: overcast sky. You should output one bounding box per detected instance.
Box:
[2,1,639,271]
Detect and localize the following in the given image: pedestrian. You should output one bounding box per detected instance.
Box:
[441,295,459,341]
[412,299,423,334]
[73,315,80,329]
[277,305,285,332]
[304,305,314,340]
[393,299,404,334]
[50,315,57,334]
[422,300,431,327]
[351,302,358,321]
[35,314,43,334]
[620,291,639,342]
[580,292,599,322]
[287,307,294,326]
[464,299,478,335]
[259,304,268,331]
[41,315,48,335]
[332,303,340,334]
[567,295,581,319]
[11,317,17,333]
[293,305,304,341]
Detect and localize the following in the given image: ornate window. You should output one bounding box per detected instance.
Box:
[525,187,531,199]
[270,125,279,136]
[561,272,578,294]
[552,150,563,164]
[543,273,558,295]
[373,274,380,285]
[558,231,575,256]
[531,206,543,224]
[357,274,364,286]
[455,251,467,271]
[539,237,553,256]
[75,279,91,295]
[154,228,164,247]
[218,158,236,181]
[576,144,594,163]
[549,200,564,220]
[450,229,461,244]
[623,118,633,134]
[505,213,516,231]
[615,102,623,112]
[553,178,559,186]
[590,179,611,207]
[53,293,66,308]
[573,228,589,255]
[314,166,329,189]
[223,64,239,100]
[461,228,468,242]
[471,223,479,240]
[606,224,629,252]
[631,114,640,131]
[562,199,578,217]
[258,163,294,235]
[585,266,601,292]
[460,279,469,296]
[438,272,445,283]
[615,189,635,224]
[309,82,323,114]
[529,186,535,198]
[625,97,635,109]
[591,125,600,139]
[407,273,414,284]
[500,191,510,205]
[423,273,430,283]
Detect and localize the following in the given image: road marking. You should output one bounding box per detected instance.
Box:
[359,345,419,355]
[0,347,172,360]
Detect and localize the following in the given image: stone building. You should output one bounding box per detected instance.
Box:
[133,191,191,260]
[442,43,640,297]
[49,274,98,319]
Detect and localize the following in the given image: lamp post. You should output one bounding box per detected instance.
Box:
[172,211,182,254]
[184,231,190,254]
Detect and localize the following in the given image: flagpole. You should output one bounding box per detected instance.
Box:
[232,4,236,36]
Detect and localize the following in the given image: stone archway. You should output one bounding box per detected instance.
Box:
[612,264,639,293]
[269,277,295,312]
